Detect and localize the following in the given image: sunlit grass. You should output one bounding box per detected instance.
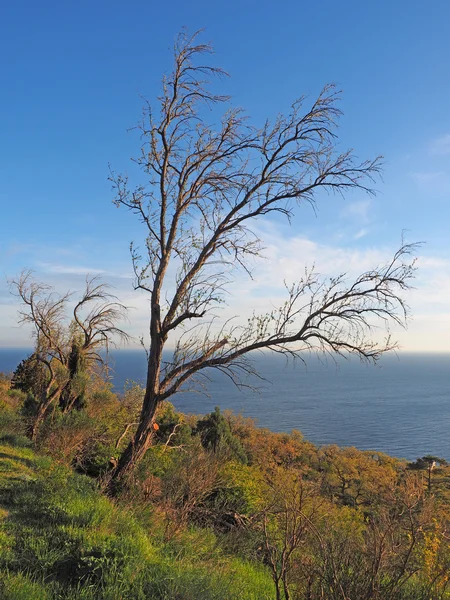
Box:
[0,438,273,599]
[0,572,52,600]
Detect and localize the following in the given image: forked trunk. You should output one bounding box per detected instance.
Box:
[108,310,164,488]
[29,398,52,441]
[29,409,45,441]
[119,404,157,469]
[28,379,63,441]
[108,344,162,492]
[273,578,282,600]
[282,577,291,600]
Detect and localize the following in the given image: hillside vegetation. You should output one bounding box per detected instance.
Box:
[1,371,450,599]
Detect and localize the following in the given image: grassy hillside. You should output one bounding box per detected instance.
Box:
[0,435,272,600]
[1,372,450,599]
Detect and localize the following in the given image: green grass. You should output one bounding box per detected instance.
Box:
[0,439,273,599]
[0,572,52,600]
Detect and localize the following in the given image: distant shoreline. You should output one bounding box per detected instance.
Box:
[1,348,450,461]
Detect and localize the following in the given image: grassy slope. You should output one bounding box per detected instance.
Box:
[0,436,272,600]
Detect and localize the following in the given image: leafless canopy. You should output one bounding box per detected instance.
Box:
[13,271,129,364]
[109,30,417,479]
[11,271,129,436]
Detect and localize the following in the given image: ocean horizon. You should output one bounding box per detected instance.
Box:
[1,347,449,461]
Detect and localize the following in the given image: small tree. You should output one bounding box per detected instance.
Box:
[195,406,247,463]
[11,271,128,439]
[408,455,448,493]
[11,353,47,401]
[260,469,324,600]
[109,30,418,483]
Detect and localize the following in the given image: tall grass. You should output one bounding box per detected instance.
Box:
[0,440,273,599]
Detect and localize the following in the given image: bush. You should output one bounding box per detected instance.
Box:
[0,433,32,449]
[37,411,100,465]
[195,407,248,464]
[0,401,27,438]
[154,401,193,447]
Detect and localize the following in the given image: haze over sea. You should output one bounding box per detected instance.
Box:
[1,349,449,462]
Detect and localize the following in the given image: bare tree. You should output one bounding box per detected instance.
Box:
[11,271,128,439]
[260,469,324,600]
[109,30,417,483]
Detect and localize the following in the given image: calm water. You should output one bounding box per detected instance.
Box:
[1,348,449,461]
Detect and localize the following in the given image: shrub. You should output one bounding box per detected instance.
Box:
[195,407,248,464]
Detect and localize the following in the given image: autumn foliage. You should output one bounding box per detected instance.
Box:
[1,370,450,599]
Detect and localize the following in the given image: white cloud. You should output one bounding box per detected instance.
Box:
[224,228,450,353]
[250,231,388,285]
[418,257,450,269]
[2,225,450,353]
[394,312,450,353]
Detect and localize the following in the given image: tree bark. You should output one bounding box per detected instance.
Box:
[118,401,157,469]
[29,398,52,441]
[29,407,45,441]
[28,380,62,441]
[108,321,164,489]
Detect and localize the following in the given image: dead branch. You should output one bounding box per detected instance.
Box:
[108,30,418,483]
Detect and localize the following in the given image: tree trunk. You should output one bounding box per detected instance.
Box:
[108,338,163,491]
[109,293,171,493]
[282,577,290,600]
[29,399,51,441]
[273,578,282,600]
[58,381,73,412]
[117,404,157,472]
[28,381,63,441]
[29,410,44,441]
[106,397,158,493]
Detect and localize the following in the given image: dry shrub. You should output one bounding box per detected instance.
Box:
[37,411,101,465]
[160,442,222,538]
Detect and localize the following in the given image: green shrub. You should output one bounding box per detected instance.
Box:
[154,401,193,446]
[0,403,26,438]
[195,407,248,464]
[0,434,32,449]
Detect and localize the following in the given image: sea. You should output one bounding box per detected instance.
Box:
[1,348,449,462]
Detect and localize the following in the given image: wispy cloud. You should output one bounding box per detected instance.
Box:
[2,225,450,352]
[411,171,446,184]
[38,263,107,276]
[35,262,133,280]
[226,227,450,352]
[410,170,450,197]
[340,199,372,224]
[4,243,34,258]
[354,228,369,240]
[429,133,450,155]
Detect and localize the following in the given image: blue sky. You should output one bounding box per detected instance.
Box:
[1,0,450,351]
